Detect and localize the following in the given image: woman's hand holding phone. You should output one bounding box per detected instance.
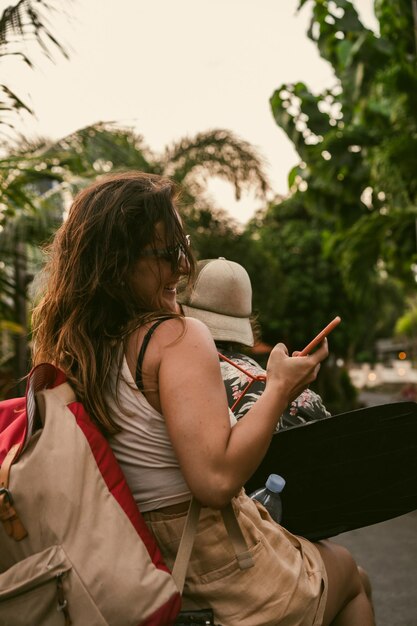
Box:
[297,316,341,356]
[265,317,340,404]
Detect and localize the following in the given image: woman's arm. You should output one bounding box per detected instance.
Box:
[158,317,327,508]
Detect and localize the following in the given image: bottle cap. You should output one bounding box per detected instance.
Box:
[266,474,286,493]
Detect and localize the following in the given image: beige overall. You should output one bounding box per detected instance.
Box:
[144,489,328,626]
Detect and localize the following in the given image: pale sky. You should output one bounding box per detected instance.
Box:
[4,0,378,223]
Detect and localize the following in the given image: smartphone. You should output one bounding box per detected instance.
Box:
[298,316,341,356]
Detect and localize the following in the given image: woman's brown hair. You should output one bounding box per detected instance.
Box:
[31,171,194,434]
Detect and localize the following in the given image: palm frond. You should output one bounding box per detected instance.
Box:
[48,122,154,175]
[0,0,70,137]
[0,84,33,116]
[162,129,270,201]
[0,0,69,60]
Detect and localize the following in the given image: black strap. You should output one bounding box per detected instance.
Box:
[135,316,173,389]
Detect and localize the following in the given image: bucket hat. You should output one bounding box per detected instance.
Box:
[177,258,254,346]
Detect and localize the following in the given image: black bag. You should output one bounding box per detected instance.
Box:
[175,608,220,625]
[245,401,417,541]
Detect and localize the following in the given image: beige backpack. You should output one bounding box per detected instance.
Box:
[0,364,251,625]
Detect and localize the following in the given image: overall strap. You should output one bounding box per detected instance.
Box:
[135,316,174,389]
[172,499,254,593]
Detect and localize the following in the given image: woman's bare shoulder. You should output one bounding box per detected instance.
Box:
[125,316,216,383]
[155,315,214,347]
[128,315,212,348]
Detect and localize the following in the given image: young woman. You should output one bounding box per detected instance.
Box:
[32,171,374,625]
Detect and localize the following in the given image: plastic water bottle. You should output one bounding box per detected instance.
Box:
[249,474,286,523]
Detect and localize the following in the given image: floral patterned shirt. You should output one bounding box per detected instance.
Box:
[218,350,330,431]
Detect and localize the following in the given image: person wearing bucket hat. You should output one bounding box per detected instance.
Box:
[177,258,330,429]
[178,257,255,347]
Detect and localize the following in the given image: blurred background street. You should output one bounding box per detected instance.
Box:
[336,510,417,626]
[333,389,417,626]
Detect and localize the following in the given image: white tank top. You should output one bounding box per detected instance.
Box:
[107,355,236,512]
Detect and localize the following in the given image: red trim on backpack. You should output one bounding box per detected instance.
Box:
[0,397,26,465]
[0,365,69,465]
[69,401,182,624]
[69,401,172,568]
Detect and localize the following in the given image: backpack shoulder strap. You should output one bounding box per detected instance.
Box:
[135,316,174,390]
[0,443,27,540]
[217,351,266,381]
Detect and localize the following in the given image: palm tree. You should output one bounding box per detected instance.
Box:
[48,122,270,237]
[0,143,71,395]
[0,0,68,134]
[46,121,272,267]
[0,0,70,394]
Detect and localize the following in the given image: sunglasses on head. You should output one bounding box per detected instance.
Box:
[141,235,191,270]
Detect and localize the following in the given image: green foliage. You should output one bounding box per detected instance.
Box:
[270,0,417,299]
[246,197,341,349]
[395,298,417,337]
[0,145,71,326]
[244,194,403,359]
[250,0,417,367]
